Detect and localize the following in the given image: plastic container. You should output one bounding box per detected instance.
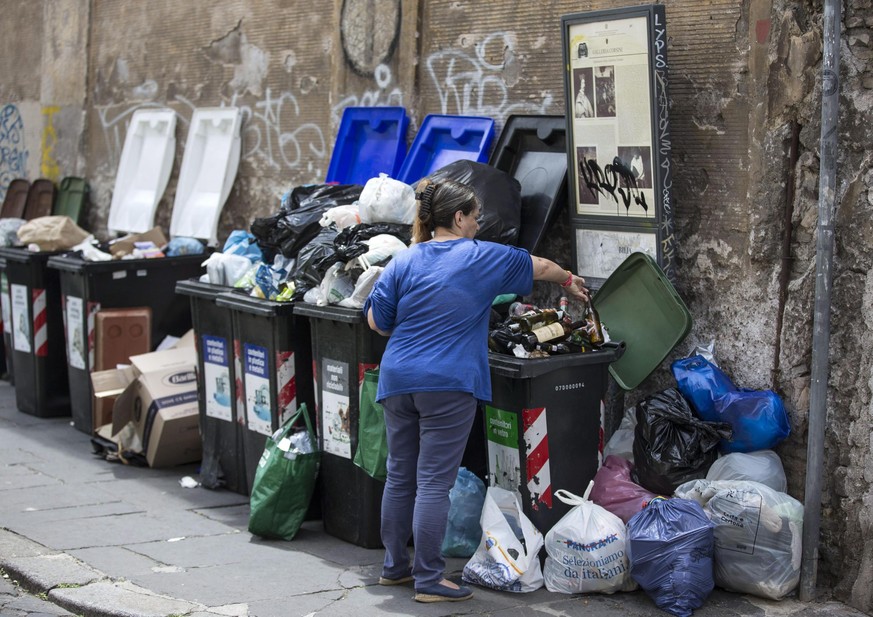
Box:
[23,179,56,220]
[176,280,246,494]
[293,303,387,548]
[488,115,568,254]
[0,179,30,219]
[214,293,315,496]
[486,342,625,534]
[325,107,409,185]
[594,252,692,390]
[396,114,495,184]
[54,177,90,226]
[0,248,69,416]
[47,254,204,433]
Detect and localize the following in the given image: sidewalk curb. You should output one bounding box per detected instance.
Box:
[0,529,239,617]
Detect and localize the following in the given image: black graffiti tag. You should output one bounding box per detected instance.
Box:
[579,156,648,214]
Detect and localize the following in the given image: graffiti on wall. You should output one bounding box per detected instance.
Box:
[425,32,553,124]
[95,88,325,174]
[0,104,29,202]
[331,63,404,125]
[41,106,61,182]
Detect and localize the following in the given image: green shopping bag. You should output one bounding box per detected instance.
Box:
[353,369,389,482]
[248,404,320,540]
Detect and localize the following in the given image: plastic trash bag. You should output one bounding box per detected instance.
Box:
[165,237,205,257]
[590,455,659,524]
[712,389,791,453]
[358,173,417,225]
[252,184,362,259]
[603,406,637,463]
[202,252,254,287]
[633,388,733,495]
[333,223,412,263]
[348,234,408,270]
[627,498,715,617]
[317,263,355,306]
[222,230,263,262]
[462,486,544,593]
[291,227,339,298]
[706,450,787,492]
[673,479,803,600]
[320,204,361,229]
[338,265,383,309]
[543,484,634,594]
[442,467,486,558]
[0,218,25,247]
[72,235,113,262]
[671,355,736,419]
[422,160,522,245]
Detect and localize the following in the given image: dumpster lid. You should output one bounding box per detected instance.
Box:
[326,107,409,186]
[488,341,625,379]
[46,252,204,274]
[23,179,57,220]
[488,115,567,254]
[0,178,30,219]
[175,278,229,300]
[54,176,90,226]
[0,247,64,264]
[293,302,364,323]
[108,109,177,236]
[214,290,295,317]
[170,107,243,246]
[396,114,495,184]
[594,252,692,390]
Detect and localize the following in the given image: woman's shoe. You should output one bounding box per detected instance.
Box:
[378,573,413,586]
[413,582,473,603]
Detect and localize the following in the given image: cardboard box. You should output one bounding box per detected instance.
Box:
[92,334,201,467]
[93,308,152,429]
[108,226,168,258]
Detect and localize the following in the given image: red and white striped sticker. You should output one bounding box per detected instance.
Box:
[32,288,47,357]
[87,301,100,370]
[234,339,244,425]
[276,350,297,425]
[523,406,552,510]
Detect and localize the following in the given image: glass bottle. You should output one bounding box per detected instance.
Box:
[586,299,605,346]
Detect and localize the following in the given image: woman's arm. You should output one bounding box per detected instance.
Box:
[367,307,392,337]
[531,255,589,302]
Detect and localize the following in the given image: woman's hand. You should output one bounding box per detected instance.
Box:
[562,274,590,303]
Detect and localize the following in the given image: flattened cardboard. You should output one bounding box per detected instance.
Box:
[108,226,168,258]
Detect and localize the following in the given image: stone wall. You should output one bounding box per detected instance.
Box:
[1,0,872,610]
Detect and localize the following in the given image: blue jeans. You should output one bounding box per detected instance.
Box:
[380,391,477,588]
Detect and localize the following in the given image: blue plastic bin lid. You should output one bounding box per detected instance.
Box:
[396,114,495,184]
[488,115,567,254]
[325,107,410,186]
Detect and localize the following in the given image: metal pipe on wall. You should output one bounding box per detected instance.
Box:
[799,0,841,602]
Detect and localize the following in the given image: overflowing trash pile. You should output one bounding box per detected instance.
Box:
[443,348,799,616]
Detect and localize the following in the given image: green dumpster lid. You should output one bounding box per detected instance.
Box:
[593,252,692,390]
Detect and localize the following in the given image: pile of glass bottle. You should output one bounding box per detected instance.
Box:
[488,296,608,358]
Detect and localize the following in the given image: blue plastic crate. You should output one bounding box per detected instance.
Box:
[325,107,409,185]
[396,114,495,184]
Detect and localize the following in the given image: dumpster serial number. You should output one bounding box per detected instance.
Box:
[555,382,585,391]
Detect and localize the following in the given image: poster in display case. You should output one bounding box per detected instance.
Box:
[561,5,676,287]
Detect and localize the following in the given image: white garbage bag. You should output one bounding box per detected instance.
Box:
[705,450,787,492]
[543,484,635,594]
[358,173,417,224]
[674,478,803,600]
[603,406,636,462]
[462,486,544,593]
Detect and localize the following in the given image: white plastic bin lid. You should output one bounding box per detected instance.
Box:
[170,107,242,246]
[108,109,177,235]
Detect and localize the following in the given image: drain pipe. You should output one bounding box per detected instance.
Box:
[799,0,841,602]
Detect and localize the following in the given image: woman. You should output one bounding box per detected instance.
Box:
[363,179,588,603]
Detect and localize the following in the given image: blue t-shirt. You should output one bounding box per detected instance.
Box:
[364,239,533,402]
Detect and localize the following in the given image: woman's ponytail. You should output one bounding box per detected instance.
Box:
[412,180,436,244]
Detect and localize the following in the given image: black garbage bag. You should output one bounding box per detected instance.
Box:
[252,184,363,259]
[420,160,521,246]
[292,227,340,298]
[632,388,732,495]
[334,223,412,263]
